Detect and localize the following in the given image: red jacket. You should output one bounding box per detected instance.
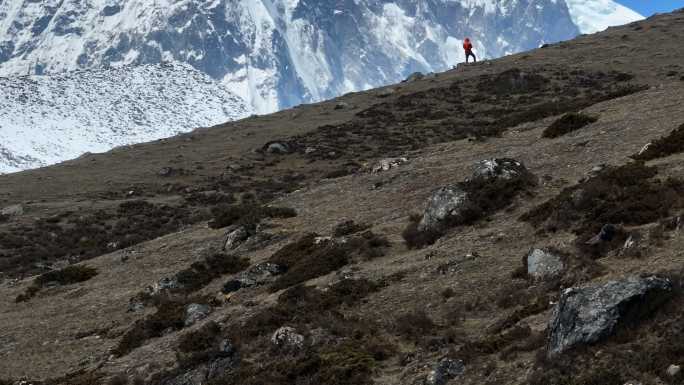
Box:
[463,41,473,52]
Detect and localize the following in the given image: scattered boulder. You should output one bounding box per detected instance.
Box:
[223,226,250,251]
[271,326,305,350]
[1,204,23,217]
[619,232,645,258]
[158,167,175,177]
[547,276,672,356]
[146,277,182,296]
[184,303,211,327]
[334,101,349,110]
[405,158,535,248]
[221,263,285,294]
[127,299,145,313]
[368,157,409,173]
[470,158,529,181]
[263,141,291,154]
[403,72,425,83]
[667,364,681,377]
[417,185,470,233]
[376,87,396,98]
[425,358,465,385]
[527,248,565,280]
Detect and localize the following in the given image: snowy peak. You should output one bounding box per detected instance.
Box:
[0,63,250,173]
[0,0,585,113]
[565,0,644,34]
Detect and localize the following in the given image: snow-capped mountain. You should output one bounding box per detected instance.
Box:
[0,63,250,173]
[0,0,642,115]
[565,0,643,34]
[0,0,642,173]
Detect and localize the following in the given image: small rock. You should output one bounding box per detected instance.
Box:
[623,234,638,249]
[158,167,174,177]
[334,101,349,110]
[271,326,305,350]
[527,248,565,280]
[376,87,396,98]
[146,277,181,296]
[263,141,290,154]
[590,164,607,175]
[1,204,23,217]
[585,224,618,245]
[223,226,250,251]
[548,276,672,357]
[667,364,681,377]
[369,157,409,173]
[127,300,145,313]
[304,147,317,154]
[402,72,425,83]
[425,358,465,385]
[184,303,211,327]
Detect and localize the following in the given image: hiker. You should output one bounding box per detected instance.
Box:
[463,38,476,63]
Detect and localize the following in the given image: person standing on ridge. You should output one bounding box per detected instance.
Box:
[463,38,476,63]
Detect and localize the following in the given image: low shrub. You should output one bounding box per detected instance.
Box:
[542,112,598,138]
[632,123,684,161]
[175,253,250,293]
[114,299,188,357]
[208,203,297,229]
[15,265,98,303]
[269,232,389,292]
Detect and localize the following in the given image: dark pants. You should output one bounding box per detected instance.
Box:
[465,51,476,63]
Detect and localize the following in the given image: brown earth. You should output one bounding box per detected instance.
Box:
[2,9,684,385]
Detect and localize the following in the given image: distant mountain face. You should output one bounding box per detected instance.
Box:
[0,0,640,114]
[0,63,249,173]
[565,0,643,34]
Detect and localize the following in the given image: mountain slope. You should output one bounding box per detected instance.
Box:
[0,0,588,113]
[0,63,250,173]
[0,8,683,383]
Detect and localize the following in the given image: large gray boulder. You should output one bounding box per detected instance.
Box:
[548,276,672,356]
[527,248,565,280]
[418,186,470,233]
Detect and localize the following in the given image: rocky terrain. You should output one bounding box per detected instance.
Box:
[1,8,684,385]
